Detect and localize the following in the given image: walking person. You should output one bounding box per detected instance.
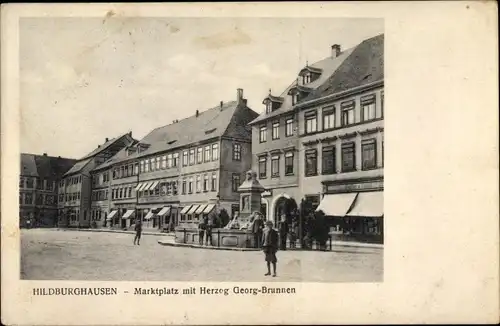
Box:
[133,217,142,245]
[205,215,213,246]
[278,214,289,250]
[198,217,206,245]
[262,220,279,277]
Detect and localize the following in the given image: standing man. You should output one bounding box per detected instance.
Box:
[198,217,206,245]
[262,220,279,277]
[205,215,213,246]
[133,217,142,245]
[252,213,264,248]
[278,214,289,250]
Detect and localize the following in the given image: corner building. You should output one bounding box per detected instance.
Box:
[95,89,258,231]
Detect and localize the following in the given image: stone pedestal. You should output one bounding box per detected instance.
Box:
[237,170,265,224]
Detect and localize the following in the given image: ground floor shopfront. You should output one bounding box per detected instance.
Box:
[20,207,58,228]
[316,176,384,244]
[260,187,301,226]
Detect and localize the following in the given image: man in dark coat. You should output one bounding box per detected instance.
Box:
[133,218,142,245]
[262,220,279,277]
[278,214,289,250]
[252,213,264,248]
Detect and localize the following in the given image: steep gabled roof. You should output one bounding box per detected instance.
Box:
[79,132,133,161]
[249,44,356,125]
[302,34,384,102]
[64,158,92,176]
[94,101,258,170]
[20,153,77,178]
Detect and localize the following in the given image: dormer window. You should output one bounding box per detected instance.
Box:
[265,101,272,114]
[262,90,284,114]
[299,65,322,85]
[302,73,311,85]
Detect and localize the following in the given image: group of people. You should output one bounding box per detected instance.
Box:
[197,214,214,246]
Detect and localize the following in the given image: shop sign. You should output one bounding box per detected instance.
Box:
[326,181,383,193]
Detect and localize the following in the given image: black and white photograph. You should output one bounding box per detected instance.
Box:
[19,16,384,282]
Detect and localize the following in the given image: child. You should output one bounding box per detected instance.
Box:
[262,220,279,277]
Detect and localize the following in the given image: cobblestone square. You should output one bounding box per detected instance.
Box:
[21,229,383,282]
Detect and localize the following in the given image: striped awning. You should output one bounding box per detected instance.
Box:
[141,182,153,191]
[180,205,192,215]
[203,204,216,214]
[134,183,144,191]
[106,210,117,221]
[186,205,200,215]
[144,211,154,220]
[137,182,150,191]
[157,206,171,217]
[122,209,135,219]
[195,204,207,214]
[144,181,159,191]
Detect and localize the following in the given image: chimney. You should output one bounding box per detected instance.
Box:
[105,137,109,142]
[43,153,47,156]
[331,44,341,58]
[195,110,199,117]
[237,88,244,105]
[220,101,223,109]
[128,131,132,136]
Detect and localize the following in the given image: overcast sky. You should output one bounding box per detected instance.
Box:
[20,17,383,159]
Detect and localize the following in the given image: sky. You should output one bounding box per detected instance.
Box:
[20,17,383,159]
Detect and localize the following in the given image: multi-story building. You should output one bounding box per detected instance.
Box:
[58,133,136,228]
[249,42,357,223]
[95,89,258,231]
[19,153,76,227]
[296,34,384,242]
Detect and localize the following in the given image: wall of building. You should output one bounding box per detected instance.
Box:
[298,86,384,199]
[218,138,252,203]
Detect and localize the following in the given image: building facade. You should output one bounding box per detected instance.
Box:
[93,89,258,231]
[57,133,136,228]
[249,42,357,224]
[20,153,76,227]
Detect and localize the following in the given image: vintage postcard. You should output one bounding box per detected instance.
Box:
[1,2,498,325]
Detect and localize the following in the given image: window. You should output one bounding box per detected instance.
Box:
[197,147,203,164]
[305,149,318,177]
[26,178,34,188]
[211,173,217,191]
[203,175,209,192]
[204,146,211,162]
[381,91,384,118]
[258,156,267,179]
[166,182,172,196]
[128,187,132,198]
[154,184,160,196]
[285,151,294,175]
[361,95,376,122]
[173,153,179,167]
[156,157,161,170]
[172,181,178,195]
[189,149,195,165]
[285,118,294,137]
[362,139,377,170]
[167,154,173,168]
[36,178,42,190]
[25,193,33,205]
[212,144,219,161]
[196,175,201,192]
[265,101,272,114]
[233,143,241,161]
[182,179,187,194]
[341,101,355,126]
[36,194,43,205]
[140,161,145,173]
[188,177,193,194]
[183,151,188,166]
[144,159,150,172]
[305,111,317,134]
[259,126,267,143]
[19,177,25,188]
[161,155,167,169]
[323,106,335,130]
[232,174,240,192]
[272,122,280,140]
[271,155,280,177]
[19,193,23,205]
[322,146,336,174]
[291,92,298,106]
[45,195,55,206]
[342,142,356,172]
[124,165,129,177]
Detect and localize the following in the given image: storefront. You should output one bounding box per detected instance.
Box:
[318,176,383,244]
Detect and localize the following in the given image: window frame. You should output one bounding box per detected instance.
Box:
[322,106,336,131]
[361,138,377,170]
[271,155,280,178]
[305,149,318,177]
[233,143,242,161]
[341,142,356,172]
[182,151,189,166]
[259,125,267,143]
[258,155,267,179]
[204,145,211,162]
[285,117,294,137]
[271,121,280,140]
[321,145,336,175]
[232,173,241,192]
[212,144,219,161]
[304,110,318,134]
[341,100,355,126]
[284,151,294,175]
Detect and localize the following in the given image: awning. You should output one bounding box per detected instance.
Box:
[122,209,135,219]
[186,204,200,215]
[195,204,207,214]
[134,183,144,191]
[203,204,216,214]
[144,211,154,220]
[141,182,154,191]
[316,193,358,217]
[157,206,171,217]
[107,210,117,220]
[346,191,383,217]
[147,181,160,191]
[137,182,149,192]
[180,205,192,215]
